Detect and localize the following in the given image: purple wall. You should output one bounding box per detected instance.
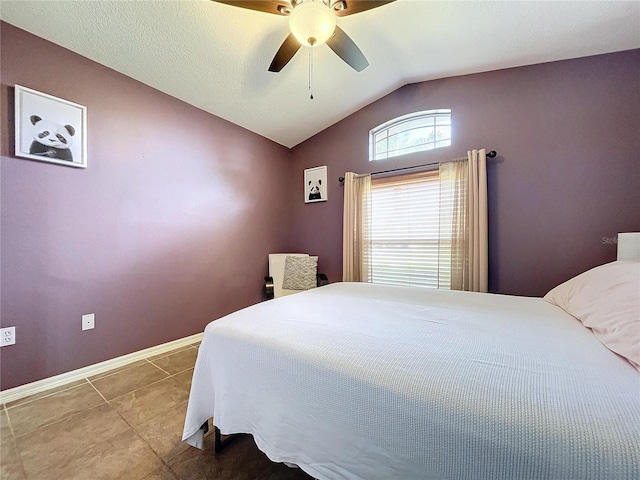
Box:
[2,22,639,391]
[289,50,640,296]
[0,23,294,390]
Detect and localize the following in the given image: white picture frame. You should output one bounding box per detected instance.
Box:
[14,85,87,168]
[304,166,327,203]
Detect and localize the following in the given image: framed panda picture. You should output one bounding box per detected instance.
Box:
[304,165,328,203]
[14,85,87,168]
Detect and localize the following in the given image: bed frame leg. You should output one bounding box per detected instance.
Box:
[200,420,209,435]
[213,425,240,454]
[214,426,223,454]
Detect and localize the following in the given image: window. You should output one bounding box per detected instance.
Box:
[369,170,450,289]
[369,109,451,161]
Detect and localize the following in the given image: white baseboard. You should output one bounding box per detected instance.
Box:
[0,332,204,405]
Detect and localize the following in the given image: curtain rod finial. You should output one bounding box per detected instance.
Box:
[487,150,497,158]
[338,176,345,183]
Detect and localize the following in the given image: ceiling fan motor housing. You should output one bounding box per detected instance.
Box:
[214,0,394,72]
[289,1,337,47]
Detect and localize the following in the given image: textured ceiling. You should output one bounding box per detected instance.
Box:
[2,0,639,148]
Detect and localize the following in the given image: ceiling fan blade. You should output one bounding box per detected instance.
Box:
[326,26,369,72]
[213,1,292,16]
[269,33,301,72]
[332,0,395,17]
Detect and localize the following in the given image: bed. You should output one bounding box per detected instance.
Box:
[182,261,640,480]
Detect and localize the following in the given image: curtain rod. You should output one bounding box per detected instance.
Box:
[338,150,497,183]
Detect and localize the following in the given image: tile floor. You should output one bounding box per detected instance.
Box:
[0,344,312,480]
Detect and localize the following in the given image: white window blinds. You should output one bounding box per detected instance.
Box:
[369,170,451,289]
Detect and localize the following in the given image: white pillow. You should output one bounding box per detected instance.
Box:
[269,253,308,298]
[544,261,640,371]
[282,256,318,290]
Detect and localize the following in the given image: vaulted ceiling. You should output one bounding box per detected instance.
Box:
[2,0,639,148]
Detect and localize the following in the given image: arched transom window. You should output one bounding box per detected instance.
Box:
[369,109,451,161]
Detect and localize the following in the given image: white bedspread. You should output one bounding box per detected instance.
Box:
[183,282,640,480]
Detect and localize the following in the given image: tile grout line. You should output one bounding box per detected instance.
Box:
[103,343,198,382]
[5,349,195,444]
[148,361,196,381]
[155,448,183,480]
[145,358,173,376]
[3,378,91,411]
[10,345,191,410]
[91,362,193,407]
[3,403,29,480]
[86,360,148,383]
[5,348,198,480]
[89,377,140,456]
[86,361,180,403]
[129,416,183,480]
[3,403,17,438]
[106,372,185,405]
[9,403,128,480]
[86,377,109,404]
[5,361,192,420]
[98,375,192,480]
[10,389,109,442]
[16,396,163,480]
[87,378,177,479]
[90,351,178,384]
[1,339,202,406]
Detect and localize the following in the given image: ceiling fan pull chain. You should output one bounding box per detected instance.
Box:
[309,46,314,100]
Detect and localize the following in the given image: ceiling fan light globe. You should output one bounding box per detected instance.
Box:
[289,1,336,47]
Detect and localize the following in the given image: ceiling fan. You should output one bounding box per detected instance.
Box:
[213,0,395,72]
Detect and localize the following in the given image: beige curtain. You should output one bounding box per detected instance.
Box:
[342,172,372,282]
[438,159,466,289]
[439,149,488,292]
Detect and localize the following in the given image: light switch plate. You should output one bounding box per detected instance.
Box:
[82,314,95,331]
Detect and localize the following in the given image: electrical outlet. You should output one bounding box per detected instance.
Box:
[82,313,95,331]
[1,327,16,347]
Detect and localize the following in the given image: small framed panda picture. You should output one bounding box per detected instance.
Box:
[304,165,328,203]
[14,85,87,168]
